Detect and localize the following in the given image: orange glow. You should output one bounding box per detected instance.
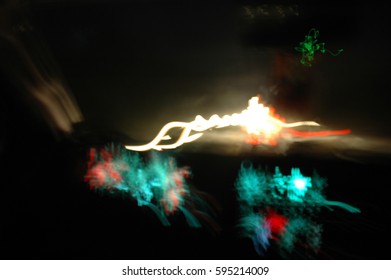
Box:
[286,128,351,138]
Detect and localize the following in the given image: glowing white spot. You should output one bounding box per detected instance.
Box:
[294,179,306,190]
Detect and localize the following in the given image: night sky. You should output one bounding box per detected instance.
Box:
[1,0,391,259]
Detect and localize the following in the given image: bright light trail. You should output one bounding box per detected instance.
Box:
[125,96,349,151]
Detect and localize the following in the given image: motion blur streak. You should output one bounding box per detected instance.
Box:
[236,163,360,256]
[85,144,219,229]
[125,96,322,151]
[286,128,351,138]
[0,1,83,135]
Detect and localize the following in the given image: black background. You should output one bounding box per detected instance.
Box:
[1,0,391,259]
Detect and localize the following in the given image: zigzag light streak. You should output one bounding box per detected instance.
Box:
[125,96,348,151]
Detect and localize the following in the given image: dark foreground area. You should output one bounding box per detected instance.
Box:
[1,98,389,259]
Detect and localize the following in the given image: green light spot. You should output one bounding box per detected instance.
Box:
[295,28,343,66]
